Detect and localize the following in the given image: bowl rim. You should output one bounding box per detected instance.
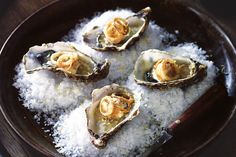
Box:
[0,1,61,156]
[0,0,235,156]
[178,5,236,157]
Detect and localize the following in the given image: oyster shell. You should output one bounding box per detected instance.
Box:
[133,49,207,88]
[83,7,151,51]
[23,42,110,81]
[85,84,139,148]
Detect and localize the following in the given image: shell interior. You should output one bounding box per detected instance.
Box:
[134,49,207,88]
[23,42,110,81]
[83,7,151,51]
[86,84,140,148]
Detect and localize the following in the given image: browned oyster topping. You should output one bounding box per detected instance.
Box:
[50,51,80,75]
[153,58,180,82]
[103,17,129,44]
[99,93,134,120]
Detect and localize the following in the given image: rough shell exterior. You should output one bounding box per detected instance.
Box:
[85,84,140,148]
[83,7,151,51]
[23,42,110,82]
[133,49,207,89]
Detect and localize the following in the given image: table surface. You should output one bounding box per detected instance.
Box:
[0,0,236,157]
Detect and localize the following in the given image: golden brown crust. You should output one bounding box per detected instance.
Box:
[103,17,129,44]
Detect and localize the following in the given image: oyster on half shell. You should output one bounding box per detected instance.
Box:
[23,42,110,81]
[85,84,140,148]
[133,49,207,88]
[83,7,151,51]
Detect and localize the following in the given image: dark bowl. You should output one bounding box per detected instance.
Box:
[0,0,235,157]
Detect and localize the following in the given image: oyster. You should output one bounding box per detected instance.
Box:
[134,49,207,88]
[83,7,151,51]
[23,42,110,81]
[85,84,139,148]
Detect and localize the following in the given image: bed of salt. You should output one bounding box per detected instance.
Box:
[13,8,216,157]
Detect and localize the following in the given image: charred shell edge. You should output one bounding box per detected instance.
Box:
[83,7,151,52]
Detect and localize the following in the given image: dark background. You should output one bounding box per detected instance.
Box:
[0,0,235,157]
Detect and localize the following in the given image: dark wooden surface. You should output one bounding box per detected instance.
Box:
[0,0,235,157]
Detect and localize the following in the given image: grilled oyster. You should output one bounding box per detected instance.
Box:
[23,42,110,81]
[83,7,151,51]
[133,49,207,88]
[85,84,139,148]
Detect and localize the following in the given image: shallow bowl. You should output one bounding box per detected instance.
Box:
[0,0,236,156]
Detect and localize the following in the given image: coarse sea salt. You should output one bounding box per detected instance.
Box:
[13,8,217,157]
[53,44,216,157]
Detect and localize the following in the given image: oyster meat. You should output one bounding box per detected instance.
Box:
[85,84,140,148]
[23,42,110,81]
[83,7,151,51]
[133,49,207,88]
